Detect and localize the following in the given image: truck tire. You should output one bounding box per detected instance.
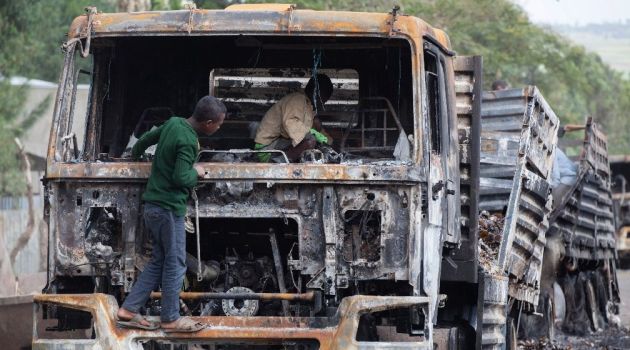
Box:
[546,295,556,340]
[585,278,603,332]
[505,317,517,350]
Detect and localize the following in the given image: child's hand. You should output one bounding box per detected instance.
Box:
[194,164,206,178]
[309,128,329,144]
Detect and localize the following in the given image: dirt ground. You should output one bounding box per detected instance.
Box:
[520,269,630,349]
[619,269,630,328]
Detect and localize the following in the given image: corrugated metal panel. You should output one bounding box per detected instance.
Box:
[440,55,481,283]
[0,196,30,210]
[481,272,508,350]
[479,87,559,307]
[209,68,361,148]
[211,68,359,113]
[0,195,45,276]
[549,118,616,261]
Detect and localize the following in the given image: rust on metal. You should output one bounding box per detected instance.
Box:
[225,3,296,11]
[65,6,451,50]
[41,4,451,348]
[33,293,431,349]
[149,291,316,302]
[45,162,422,183]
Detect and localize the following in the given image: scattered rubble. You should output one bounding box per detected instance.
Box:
[479,210,504,247]
[478,210,505,275]
[519,326,630,350]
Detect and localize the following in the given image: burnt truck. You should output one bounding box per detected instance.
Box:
[611,155,630,267]
[480,103,621,340]
[545,119,621,334]
[33,4,619,350]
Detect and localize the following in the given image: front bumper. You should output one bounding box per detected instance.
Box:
[33,293,431,350]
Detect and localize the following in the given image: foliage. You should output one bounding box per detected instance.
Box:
[1,0,628,195]
[0,0,116,195]
[242,0,630,154]
[553,23,630,76]
[192,0,240,9]
[404,0,630,154]
[22,0,116,83]
[152,0,183,10]
[0,0,40,195]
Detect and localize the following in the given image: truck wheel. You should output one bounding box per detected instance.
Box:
[546,296,555,340]
[505,317,517,350]
[585,278,603,332]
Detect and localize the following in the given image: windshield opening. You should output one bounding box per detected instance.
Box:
[83,35,415,164]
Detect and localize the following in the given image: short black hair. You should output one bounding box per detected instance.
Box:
[491,80,510,91]
[305,74,333,104]
[192,95,227,122]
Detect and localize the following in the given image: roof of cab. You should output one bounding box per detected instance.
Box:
[67,4,451,51]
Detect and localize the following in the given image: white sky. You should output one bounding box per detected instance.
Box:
[513,0,630,25]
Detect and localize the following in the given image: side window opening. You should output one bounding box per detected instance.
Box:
[56,48,91,162]
[424,49,441,154]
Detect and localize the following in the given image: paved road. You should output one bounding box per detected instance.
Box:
[618,268,630,327]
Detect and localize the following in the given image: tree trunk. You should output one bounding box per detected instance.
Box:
[117,0,152,12]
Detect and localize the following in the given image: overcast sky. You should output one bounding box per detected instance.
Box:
[513,0,630,25]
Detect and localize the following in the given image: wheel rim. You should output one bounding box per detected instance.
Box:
[585,279,602,331]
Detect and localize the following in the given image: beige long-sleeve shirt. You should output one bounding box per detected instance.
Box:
[254,92,315,147]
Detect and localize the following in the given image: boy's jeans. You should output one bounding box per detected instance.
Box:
[121,202,186,322]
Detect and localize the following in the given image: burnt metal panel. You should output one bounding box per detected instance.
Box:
[583,121,610,180]
[33,293,433,349]
[211,68,359,103]
[67,8,452,52]
[479,87,559,307]
[610,155,630,256]
[549,118,616,261]
[479,272,509,350]
[47,181,145,291]
[210,68,360,142]
[46,162,423,184]
[440,55,481,283]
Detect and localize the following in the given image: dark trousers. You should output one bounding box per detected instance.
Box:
[121,202,186,322]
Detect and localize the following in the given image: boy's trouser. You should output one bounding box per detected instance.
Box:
[121,202,186,322]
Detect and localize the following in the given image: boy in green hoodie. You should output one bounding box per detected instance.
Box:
[116,96,226,332]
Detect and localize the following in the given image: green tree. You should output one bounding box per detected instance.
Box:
[192,0,237,9]
[4,0,628,166]
[152,0,183,10]
[0,0,116,195]
[403,0,630,153]
[240,0,630,153]
[22,1,116,83]
[0,0,44,195]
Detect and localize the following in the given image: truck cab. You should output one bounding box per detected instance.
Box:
[36,5,483,349]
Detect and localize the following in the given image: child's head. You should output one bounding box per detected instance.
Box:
[192,96,227,135]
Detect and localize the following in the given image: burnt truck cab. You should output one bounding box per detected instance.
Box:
[36,5,477,349]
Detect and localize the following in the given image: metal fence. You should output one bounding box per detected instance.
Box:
[0,194,46,276]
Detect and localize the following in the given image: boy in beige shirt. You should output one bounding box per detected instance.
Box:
[254,74,333,162]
